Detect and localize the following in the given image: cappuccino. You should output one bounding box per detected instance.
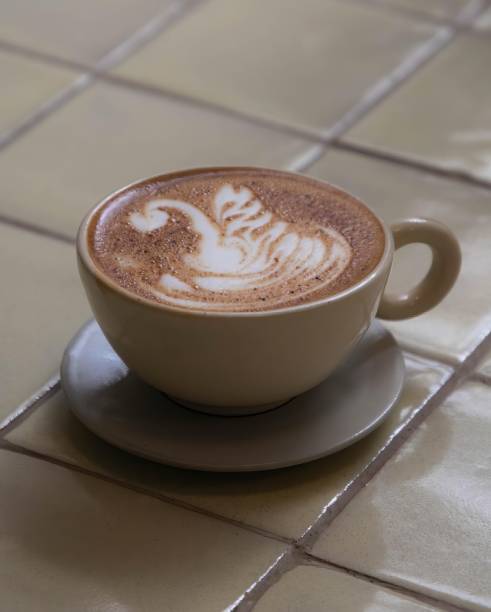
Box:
[89,169,384,312]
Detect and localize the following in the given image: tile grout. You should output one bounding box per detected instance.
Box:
[0,438,292,547]
[0,213,74,245]
[469,371,491,385]
[341,0,488,29]
[0,374,60,434]
[398,343,459,368]
[299,327,491,548]
[1,337,489,608]
[0,0,489,605]
[0,72,95,154]
[332,140,491,191]
[234,328,491,610]
[92,0,207,73]
[0,0,206,156]
[303,553,471,612]
[0,0,489,255]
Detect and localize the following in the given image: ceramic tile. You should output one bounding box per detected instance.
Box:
[345,34,491,184]
[309,149,491,361]
[114,0,436,135]
[0,449,283,611]
[313,381,491,611]
[0,51,76,136]
[0,0,176,64]
[7,354,450,539]
[0,225,89,423]
[475,6,491,28]
[0,81,310,238]
[374,0,470,19]
[477,349,491,378]
[255,565,439,611]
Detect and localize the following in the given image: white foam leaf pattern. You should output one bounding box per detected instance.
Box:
[129,184,352,310]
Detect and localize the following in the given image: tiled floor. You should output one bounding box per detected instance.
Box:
[1,1,490,610]
[113,0,437,136]
[5,354,451,539]
[312,382,491,611]
[0,50,77,138]
[345,33,491,184]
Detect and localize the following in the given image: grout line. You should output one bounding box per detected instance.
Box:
[333,140,491,191]
[317,26,455,143]
[0,39,91,72]
[0,439,292,547]
[0,213,74,245]
[236,329,491,609]
[93,71,323,141]
[298,328,491,549]
[398,343,459,368]
[229,547,301,612]
[303,553,471,612]
[469,371,491,385]
[0,72,94,153]
[93,0,206,73]
[286,30,461,174]
[338,0,458,26]
[0,0,206,157]
[455,0,491,25]
[0,375,60,434]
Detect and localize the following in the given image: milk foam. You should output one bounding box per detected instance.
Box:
[128,184,352,310]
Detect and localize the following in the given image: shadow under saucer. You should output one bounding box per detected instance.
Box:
[61,320,404,472]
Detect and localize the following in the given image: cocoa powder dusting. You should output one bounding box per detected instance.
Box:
[88,169,385,312]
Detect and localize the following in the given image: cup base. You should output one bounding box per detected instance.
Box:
[168,397,292,417]
[61,319,404,471]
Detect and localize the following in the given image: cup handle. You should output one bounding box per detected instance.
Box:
[377,217,461,321]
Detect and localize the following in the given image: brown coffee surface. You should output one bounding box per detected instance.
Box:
[89,169,385,312]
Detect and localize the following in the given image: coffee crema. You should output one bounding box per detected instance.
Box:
[89,169,385,312]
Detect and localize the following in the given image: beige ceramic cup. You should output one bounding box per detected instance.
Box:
[77,167,461,415]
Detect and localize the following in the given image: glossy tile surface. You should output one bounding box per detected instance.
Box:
[475,6,491,28]
[309,149,491,361]
[255,565,439,611]
[7,354,450,538]
[0,52,76,136]
[0,449,283,612]
[375,0,470,19]
[345,34,491,184]
[477,349,491,378]
[114,0,436,135]
[0,225,89,422]
[0,0,176,64]
[313,381,491,610]
[0,81,310,237]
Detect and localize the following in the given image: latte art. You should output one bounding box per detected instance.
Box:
[90,169,385,312]
[127,185,351,310]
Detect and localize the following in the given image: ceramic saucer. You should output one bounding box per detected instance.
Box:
[61,320,404,472]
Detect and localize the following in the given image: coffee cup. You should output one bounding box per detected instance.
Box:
[77,167,460,415]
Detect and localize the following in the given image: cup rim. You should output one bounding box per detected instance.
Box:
[77,166,393,319]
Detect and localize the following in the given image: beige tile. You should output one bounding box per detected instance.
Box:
[477,349,491,378]
[255,565,439,611]
[0,0,176,64]
[0,225,89,422]
[0,52,76,136]
[309,149,491,361]
[7,354,450,539]
[114,0,436,135]
[475,6,491,29]
[375,0,469,19]
[313,381,491,611]
[345,34,491,184]
[0,449,283,611]
[0,81,311,237]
